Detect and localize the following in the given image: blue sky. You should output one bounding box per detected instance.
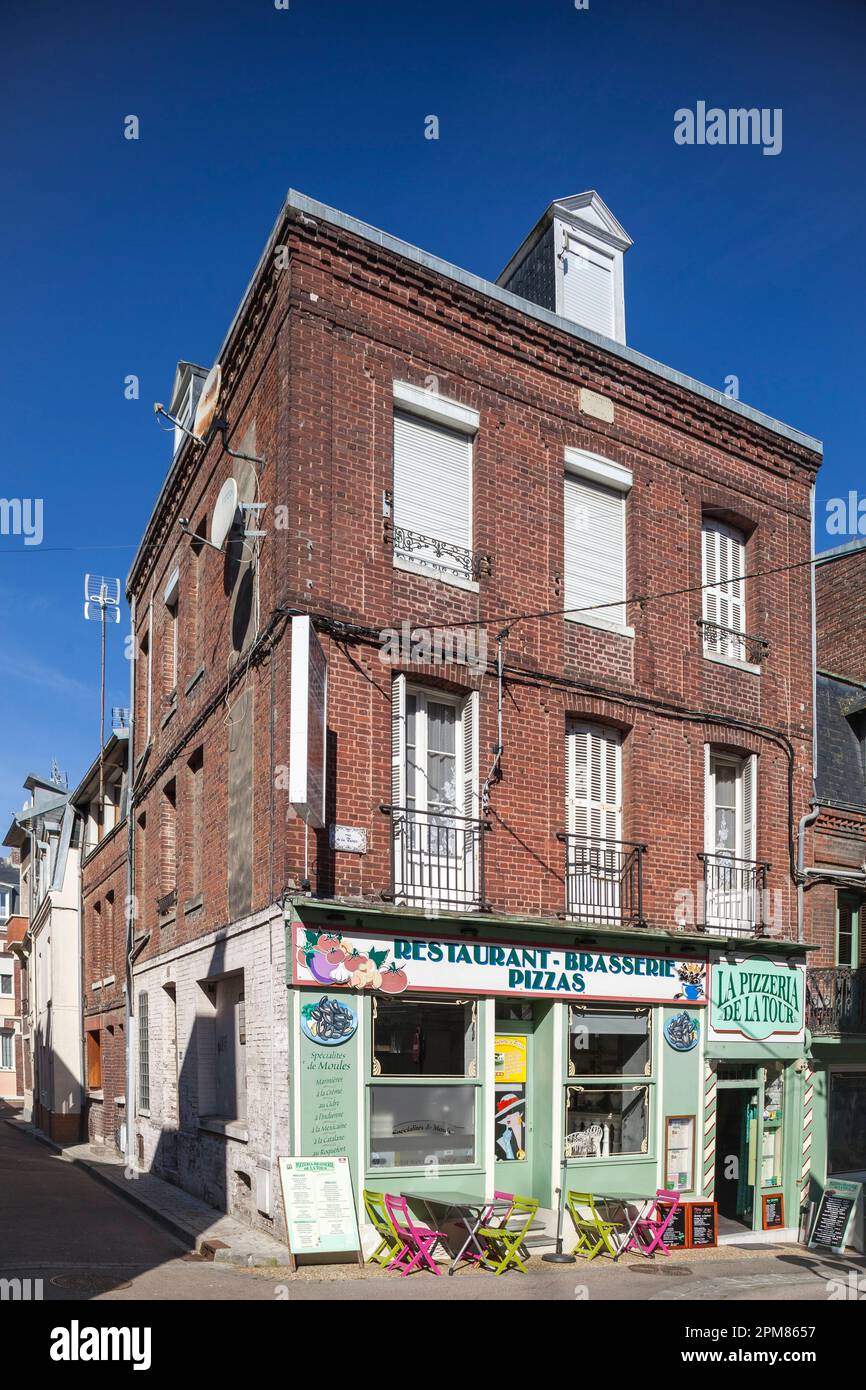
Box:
[1,0,864,819]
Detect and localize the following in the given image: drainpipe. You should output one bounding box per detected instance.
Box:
[124,594,137,1169]
[796,804,820,944]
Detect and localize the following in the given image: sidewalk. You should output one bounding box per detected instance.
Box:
[2,1115,290,1267]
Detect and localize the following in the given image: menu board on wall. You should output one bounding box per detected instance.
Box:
[664,1116,696,1192]
[278,1156,361,1271]
[689,1202,718,1248]
[762,1193,784,1230]
[808,1179,862,1253]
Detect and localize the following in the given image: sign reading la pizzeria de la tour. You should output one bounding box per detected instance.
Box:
[708,954,806,1043]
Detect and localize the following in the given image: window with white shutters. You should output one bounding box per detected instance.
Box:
[564,454,630,632]
[567,722,622,845]
[392,410,473,582]
[702,520,746,660]
[703,748,760,931]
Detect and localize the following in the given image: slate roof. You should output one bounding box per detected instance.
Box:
[816,672,866,809]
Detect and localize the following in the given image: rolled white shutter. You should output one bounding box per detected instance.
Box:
[562,243,615,338]
[564,474,626,626]
[393,412,472,571]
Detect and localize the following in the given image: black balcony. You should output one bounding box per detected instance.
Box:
[385,519,492,583]
[557,834,647,929]
[381,805,490,912]
[807,967,866,1035]
[698,853,769,937]
[697,618,769,666]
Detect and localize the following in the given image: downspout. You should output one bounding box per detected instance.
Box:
[797,804,820,945]
[124,595,137,1169]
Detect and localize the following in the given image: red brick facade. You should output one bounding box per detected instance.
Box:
[815,543,866,685]
[81,821,128,1147]
[128,198,820,964]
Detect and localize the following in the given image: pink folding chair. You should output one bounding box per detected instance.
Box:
[384,1194,448,1276]
[626,1189,681,1257]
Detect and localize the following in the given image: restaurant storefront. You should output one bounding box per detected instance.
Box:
[285,900,810,1247]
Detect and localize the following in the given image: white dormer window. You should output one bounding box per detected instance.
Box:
[168,363,208,457]
[498,191,632,345]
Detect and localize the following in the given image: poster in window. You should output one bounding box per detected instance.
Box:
[665,1115,695,1192]
[494,1087,527,1161]
[494,1034,527,1085]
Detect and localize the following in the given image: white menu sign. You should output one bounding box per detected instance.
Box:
[278,1155,360,1258]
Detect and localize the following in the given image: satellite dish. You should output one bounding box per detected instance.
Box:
[193,362,221,441]
[211,477,239,551]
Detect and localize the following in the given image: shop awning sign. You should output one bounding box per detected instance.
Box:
[292,924,708,1006]
[708,954,805,1042]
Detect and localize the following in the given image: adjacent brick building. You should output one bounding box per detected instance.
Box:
[127,190,821,1241]
[71,732,129,1150]
[804,539,866,1196]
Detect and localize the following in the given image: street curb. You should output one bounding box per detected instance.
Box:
[2,1117,288,1267]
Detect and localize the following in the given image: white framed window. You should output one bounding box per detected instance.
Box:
[0,889,9,922]
[0,971,13,997]
[704,750,756,863]
[391,384,478,589]
[138,991,150,1112]
[390,675,480,909]
[0,1032,12,1070]
[703,748,759,931]
[564,450,632,635]
[702,520,747,661]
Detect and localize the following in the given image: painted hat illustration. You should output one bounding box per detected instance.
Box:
[495,1092,523,1120]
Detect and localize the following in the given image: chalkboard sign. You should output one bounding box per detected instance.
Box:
[808,1179,862,1253]
[762,1193,784,1230]
[689,1201,718,1248]
[661,1201,688,1248]
[278,1155,362,1272]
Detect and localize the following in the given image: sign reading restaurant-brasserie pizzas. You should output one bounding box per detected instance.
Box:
[293,924,708,1004]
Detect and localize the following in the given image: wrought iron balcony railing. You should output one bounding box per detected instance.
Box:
[697,618,769,666]
[557,833,647,929]
[385,519,492,583]
[698,853,769,937]
[380,805,490,912]
[806,967,866,1035]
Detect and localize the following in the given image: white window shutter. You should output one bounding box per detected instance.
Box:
[461,690,479,818]
[703,745,713,854]
[742,754,757,863]
[393,412,472,574]
[567,722,621,844]
[702,521,746,657]
[562,243,615,338]
[391,674,406,808]
[564,474,626,627]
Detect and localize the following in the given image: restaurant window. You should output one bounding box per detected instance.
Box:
[829,1071,866,1173]
[565,1085,649,1159]
[372,996,476,1077]
[568,1006,651,1076]
[369,994,478,1169]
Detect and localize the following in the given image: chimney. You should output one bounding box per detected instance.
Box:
[498,191,632,345]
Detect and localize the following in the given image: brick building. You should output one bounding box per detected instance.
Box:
[127,190,821,1243]
[804,539,866,1207]
[71,731,129,1151]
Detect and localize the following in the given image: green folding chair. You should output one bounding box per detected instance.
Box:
[566,1190,623,1261]
[477,1195,539,1275]
[363,1188,405,1267]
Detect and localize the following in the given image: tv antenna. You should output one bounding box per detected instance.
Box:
[84,575,121,813]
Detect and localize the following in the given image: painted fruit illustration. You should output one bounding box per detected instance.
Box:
[378,962,409,994]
